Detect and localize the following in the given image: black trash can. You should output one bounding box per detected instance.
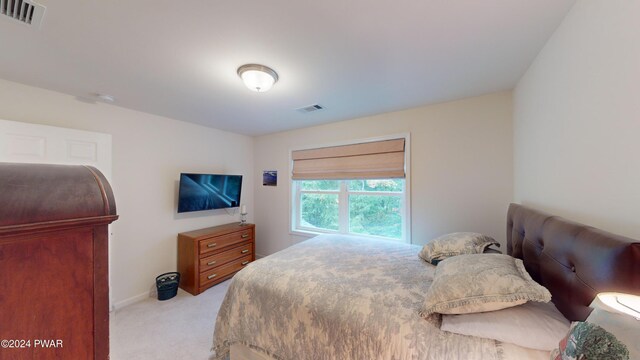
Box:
[156,272,180,301]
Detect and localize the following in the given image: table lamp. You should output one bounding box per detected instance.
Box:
[591,293,640,320]
[586,292,639,358]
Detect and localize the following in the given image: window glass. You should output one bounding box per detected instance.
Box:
[300,180,340,191]
[295,178,406,241]
[349,195,402,239]
[300,193,339,231]
[348,179,404,192]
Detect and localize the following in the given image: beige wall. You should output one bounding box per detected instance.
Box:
[254,92,513,255]
[514,1,640,239]
[0,79,254,308]
[0,80,514,307]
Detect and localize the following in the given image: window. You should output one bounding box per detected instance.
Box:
[293,178,407,241]
[290,137,409,242]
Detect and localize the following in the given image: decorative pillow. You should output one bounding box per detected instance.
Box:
[441,300,570,351]
[551,322,630,360]
[420,254,551,316]
[418,232,499,265]
[551,295,639,360]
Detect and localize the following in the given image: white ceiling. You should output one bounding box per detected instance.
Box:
[0,0,575,136]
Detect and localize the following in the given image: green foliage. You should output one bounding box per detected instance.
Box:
[299,179,404,239]
[349,195,401,239]
[301,180,339,191]
[348,179,403,192]
[301,193,339,230]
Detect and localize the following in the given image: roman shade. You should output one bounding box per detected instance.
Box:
[291,138,406,180]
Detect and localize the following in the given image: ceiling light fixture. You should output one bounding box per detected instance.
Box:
[237,64,278,92]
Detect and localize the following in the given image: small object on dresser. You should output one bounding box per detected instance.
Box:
[240,204,248,226]
[156,272,180,301]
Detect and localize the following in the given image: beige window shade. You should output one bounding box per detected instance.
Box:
[292,138,405,180]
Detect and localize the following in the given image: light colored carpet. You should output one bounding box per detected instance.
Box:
[110,280,230,360]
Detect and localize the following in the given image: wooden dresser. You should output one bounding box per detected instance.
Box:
[178,223,255,295]
[0,163,118,360]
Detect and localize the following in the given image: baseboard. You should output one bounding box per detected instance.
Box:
[255,253,266,259]
[111,292,150,312]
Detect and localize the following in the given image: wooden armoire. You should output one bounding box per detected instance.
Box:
[0,163,118,360]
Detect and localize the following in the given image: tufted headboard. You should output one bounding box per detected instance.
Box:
[507,203,640,321]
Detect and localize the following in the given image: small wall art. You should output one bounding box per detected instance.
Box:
[263,170,277,186]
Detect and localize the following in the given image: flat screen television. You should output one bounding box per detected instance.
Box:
[178,173,242,213]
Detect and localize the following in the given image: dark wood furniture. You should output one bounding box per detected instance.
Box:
[178,223,255,295]
[0,163,118,360]
[507,203,640,321]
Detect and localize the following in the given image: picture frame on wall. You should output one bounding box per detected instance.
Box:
[263,170,277,186]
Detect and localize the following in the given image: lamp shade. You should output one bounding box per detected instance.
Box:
[591,292,640,320]
[237,64,278,92]
[577,292,640,359]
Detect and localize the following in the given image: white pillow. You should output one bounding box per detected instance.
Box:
[441,300,570,351]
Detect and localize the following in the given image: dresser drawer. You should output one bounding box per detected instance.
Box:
[199,255,252,287]
[178,223,255,296]
[199,228,253,255]
[199,241,253,272]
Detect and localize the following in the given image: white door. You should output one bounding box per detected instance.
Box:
[0,119,115,309]
[0,119,112,179]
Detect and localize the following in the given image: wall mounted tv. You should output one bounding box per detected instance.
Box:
[178,173,242,213]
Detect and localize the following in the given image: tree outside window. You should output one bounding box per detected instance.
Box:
[295,179,405,241]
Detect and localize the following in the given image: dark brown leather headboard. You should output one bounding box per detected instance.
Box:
[507,203,640,321]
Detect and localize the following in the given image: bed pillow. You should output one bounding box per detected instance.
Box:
[420,254,551,316]
[441,300,570,351]
[418,232,499,265]
[551,322,631,360]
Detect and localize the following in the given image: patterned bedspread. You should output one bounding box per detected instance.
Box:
[212,234,506,360]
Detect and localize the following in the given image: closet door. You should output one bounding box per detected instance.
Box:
[0,119,111,180]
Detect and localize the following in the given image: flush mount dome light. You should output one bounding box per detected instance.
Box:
[237,64,279,92]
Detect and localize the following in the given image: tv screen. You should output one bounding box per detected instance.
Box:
[178,173,242,213]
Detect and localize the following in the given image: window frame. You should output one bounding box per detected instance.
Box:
[289,134,411,243]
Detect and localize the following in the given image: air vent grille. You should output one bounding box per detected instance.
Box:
[0,0,45,27]
[296,104,324,113]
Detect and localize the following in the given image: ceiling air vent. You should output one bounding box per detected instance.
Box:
[0,0,46,28]
[296,104,324,113]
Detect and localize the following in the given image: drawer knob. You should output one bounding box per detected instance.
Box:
[241,261,250,266]
[207,260,216,266]
[241,249,249,254]
[207,243,217,248]
[208,274,217,280]
[241,234,249,239]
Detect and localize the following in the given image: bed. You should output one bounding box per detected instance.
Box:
[212,203,640,359]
